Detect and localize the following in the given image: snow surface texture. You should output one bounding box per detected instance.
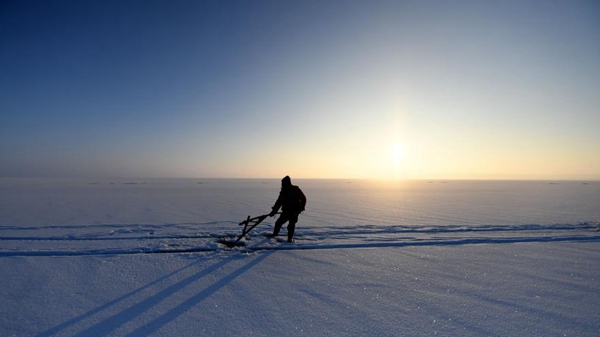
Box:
[1,179,599,336]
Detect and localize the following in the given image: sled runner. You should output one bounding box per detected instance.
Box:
[218,213,278,248]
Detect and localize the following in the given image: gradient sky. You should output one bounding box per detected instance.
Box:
[1,0,599,180]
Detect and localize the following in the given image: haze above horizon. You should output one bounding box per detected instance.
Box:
[1,1,599,180]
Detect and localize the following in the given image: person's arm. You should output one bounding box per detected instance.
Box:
[270,191,283,216]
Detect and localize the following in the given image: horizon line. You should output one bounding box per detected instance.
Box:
[1,176,599,182]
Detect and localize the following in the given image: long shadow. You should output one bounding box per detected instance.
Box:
[34,258,207,337]
[69,257,236,337]
[123,251,273,336]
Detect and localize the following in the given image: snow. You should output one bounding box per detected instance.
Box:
[1,179,599,336]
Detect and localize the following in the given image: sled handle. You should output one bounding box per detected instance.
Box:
[238,212,279,226]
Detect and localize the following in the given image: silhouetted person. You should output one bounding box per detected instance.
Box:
[269,176,307,243]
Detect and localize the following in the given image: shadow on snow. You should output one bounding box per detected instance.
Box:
[34,252,272,337]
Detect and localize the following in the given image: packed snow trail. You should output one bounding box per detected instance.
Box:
[1,222,598,257]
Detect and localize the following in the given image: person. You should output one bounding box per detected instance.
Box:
[268,175,307,243]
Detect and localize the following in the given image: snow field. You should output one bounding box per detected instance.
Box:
[1,242,599,336]
[1,179,599,336]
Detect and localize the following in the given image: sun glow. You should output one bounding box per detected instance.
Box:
[390,141,404,180]
[391,141,403,165]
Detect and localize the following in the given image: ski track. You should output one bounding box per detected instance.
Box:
[0,222,598,257]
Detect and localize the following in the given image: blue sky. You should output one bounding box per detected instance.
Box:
[1,0,599,179]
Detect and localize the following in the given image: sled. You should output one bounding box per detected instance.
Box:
[218,213,278,248]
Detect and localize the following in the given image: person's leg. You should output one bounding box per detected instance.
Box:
[287,214,298,242]
[271,214,289,236]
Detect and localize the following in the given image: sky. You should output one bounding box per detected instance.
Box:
[1,0,599,180]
